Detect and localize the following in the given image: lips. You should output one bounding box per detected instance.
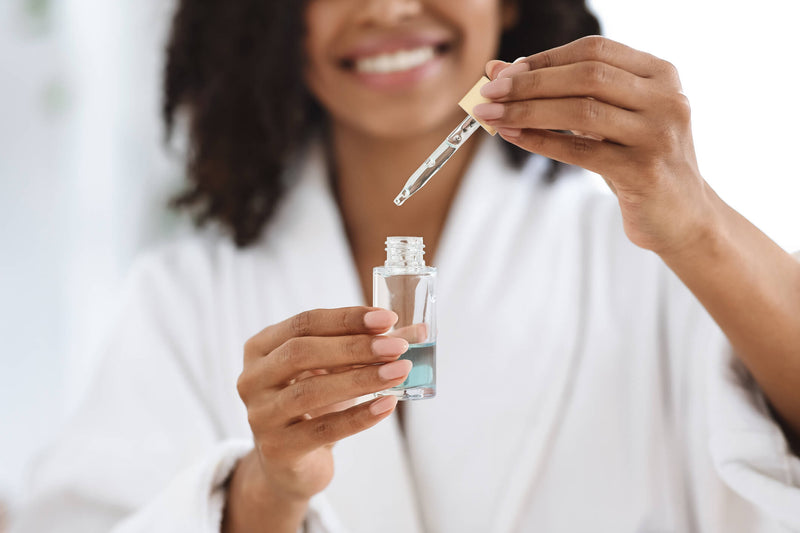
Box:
[353,45,438,74]
[338,33,452,90]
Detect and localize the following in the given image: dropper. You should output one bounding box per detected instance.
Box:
[394,76,497,206]
[393,115,481,206]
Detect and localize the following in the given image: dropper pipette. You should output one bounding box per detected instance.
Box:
[393,76,496,206]
[393,115,481,206]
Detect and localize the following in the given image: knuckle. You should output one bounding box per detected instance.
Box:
[582,61,608,89]
[291,310,313,337]
[243,336,259,357]
[661,60,680,81]
[669,92,691,121]
[340,308,353,332]
[581,36,607,59]
[578,98,601,123]
[350,367,374,389]
[525,131,548,151]
[538,50,554,69]
[521,71,541,94]
[291,379,311,403]
[312,420,335,441]
[343,335,364,360]
[518,101,537,123]
[279,337,307,369]
[288,378,323,412]
[571,134,594,155]
[236,373,250,400]
[654,59,681,88]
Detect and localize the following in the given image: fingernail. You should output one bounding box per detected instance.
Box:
[369,395,398,415]
[472,102,504,121]
[497,127,522,139]
[497,62,529,78]
[378,359,412,381]
[480,77,512,99]
[487,59,509,79]
[372,336,409,357]
[364,310,397,329]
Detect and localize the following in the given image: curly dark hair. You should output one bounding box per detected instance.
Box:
[163,1,601,248]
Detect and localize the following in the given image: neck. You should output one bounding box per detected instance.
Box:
[327,114,483,301]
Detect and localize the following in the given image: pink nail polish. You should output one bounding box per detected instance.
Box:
[372,336,409,357]
[480,77,512,99]
[369,395,398,415]
[497,127,522,139]
[472,102,504,121]
[497,61,529,78]
[364,310,396,329]
[378,359,412,381]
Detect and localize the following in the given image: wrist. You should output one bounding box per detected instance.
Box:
[654,181,727,265]
[223,449,309,533]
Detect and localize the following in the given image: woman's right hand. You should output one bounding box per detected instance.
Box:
[224,307,410,532]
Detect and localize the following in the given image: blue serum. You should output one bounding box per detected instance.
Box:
[373,237,437,400]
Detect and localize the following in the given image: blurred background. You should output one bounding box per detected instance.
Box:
[0,0,798,528]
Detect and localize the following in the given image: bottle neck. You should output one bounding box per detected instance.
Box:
[385,236,426,268]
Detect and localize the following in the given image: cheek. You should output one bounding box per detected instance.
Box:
[452,1,504,66]
[303,7,342,106]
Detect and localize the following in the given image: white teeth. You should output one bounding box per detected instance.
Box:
[354,46,436,74]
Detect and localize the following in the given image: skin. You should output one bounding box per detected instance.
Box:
[224,3,800,533]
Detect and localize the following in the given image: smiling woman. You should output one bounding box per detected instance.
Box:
[164,0,599,247]
[10,0,800,532]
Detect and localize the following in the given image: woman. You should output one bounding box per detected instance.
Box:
[13,1,800,532]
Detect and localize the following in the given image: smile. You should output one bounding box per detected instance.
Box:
[339,36,451,90]
[354,45,438,74]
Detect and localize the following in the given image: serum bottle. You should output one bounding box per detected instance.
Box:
[373,236,437,400]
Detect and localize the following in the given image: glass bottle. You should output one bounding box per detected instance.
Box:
[373,236,437,400]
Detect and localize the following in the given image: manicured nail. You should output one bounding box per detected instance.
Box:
[369,395,398,415]
[480,77,512,99]
[372,336,409,357]
[487,59,509,79]
[497,127,522,139]
[472,102,504,121]
[364,310,397,329]
[378,359,412,381]
[497,61,529,78]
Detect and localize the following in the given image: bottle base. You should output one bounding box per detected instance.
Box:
[376,387,436,401]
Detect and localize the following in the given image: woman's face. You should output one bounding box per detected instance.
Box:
[304,0,512,140]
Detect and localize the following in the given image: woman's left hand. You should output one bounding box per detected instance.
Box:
[475,36,717,256]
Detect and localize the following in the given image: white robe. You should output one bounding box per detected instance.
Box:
[12,138,800,532]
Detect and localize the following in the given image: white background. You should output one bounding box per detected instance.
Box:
[1,0,798,521]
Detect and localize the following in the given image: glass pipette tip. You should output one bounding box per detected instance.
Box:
[394,114,482,206]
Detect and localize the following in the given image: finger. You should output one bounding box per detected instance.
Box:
[498,128,623,176]
[486,59,509,80]
[256,334,409,388]
[281,395,398,458]
[245,307,398,361]
[500,36,677,85]
[473,98,646,146]
[276,360,412,421]
[482,61,653,111]
[486,56,527,79]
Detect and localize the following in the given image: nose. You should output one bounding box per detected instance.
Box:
[358,0,423,26]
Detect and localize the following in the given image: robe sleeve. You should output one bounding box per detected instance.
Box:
[705,251,800,530]
[665,250,800,532]
[10,250,336,533]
